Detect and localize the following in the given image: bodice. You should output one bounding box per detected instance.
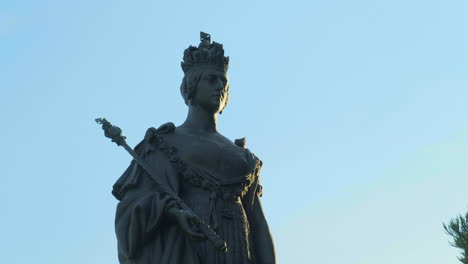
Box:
[165,130,252,182]
[155,131,260,203]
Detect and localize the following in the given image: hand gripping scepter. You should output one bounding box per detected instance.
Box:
[95,118,228,253]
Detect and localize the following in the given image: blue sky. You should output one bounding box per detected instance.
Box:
[1,0,468,263]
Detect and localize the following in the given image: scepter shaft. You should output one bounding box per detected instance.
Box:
[121,140,177,196]
[95,118,227,253]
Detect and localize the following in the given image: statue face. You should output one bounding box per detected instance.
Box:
[191,68,229,113]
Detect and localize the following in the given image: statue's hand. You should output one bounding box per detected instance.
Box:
[167,208,207,240]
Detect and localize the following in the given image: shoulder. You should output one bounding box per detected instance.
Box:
[132,122,176,155]
[145,122,176,140]
[237,137,263,169]
[234,137,247,148]
[232,136,263,171]
[146,122,176,138]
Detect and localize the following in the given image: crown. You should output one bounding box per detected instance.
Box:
[181,32,229,74]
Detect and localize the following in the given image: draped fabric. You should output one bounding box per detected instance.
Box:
[112,126,264,264]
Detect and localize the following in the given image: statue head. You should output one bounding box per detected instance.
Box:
[180,32,230,114]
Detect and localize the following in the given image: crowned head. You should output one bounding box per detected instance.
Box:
[180,33,230,114]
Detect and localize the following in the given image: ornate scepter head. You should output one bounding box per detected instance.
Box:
[95,118,126,146]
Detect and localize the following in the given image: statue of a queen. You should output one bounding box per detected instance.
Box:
[112,32,276,264]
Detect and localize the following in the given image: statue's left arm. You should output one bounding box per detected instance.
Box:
[249,193,276,264]
[243,165,276,264]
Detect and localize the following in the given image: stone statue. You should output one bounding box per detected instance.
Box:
[110,32,276,264]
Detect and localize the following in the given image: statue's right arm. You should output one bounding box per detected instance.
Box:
[167,208,206,240]
[114,133,183,258]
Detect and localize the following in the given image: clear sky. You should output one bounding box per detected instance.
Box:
[1,0,468,263]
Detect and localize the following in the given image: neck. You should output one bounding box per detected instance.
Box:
[181,105,219,133]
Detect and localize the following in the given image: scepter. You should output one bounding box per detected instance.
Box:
[95,117,227,253]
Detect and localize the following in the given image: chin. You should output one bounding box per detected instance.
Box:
[199,104,221,114]
[209,102,222,112]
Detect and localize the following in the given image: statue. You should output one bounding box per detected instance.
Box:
[107,32,276,264]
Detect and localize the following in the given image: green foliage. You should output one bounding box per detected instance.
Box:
[444,212,468,264]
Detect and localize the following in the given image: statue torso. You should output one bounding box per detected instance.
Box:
[164,127,251,181]
[112,123,263,264]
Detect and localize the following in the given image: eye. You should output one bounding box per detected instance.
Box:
[205,75,216,82]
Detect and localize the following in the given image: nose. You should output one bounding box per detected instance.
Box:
[214,79,224,91]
